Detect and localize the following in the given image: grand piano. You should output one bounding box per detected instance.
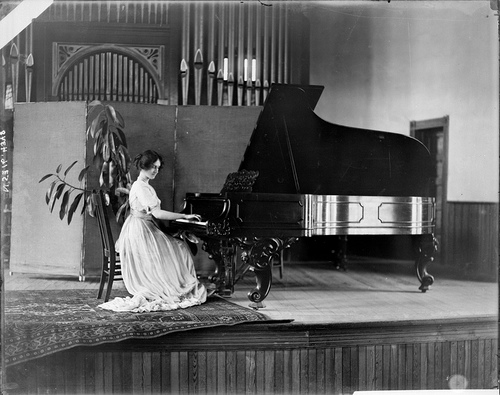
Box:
[173,84,438,308]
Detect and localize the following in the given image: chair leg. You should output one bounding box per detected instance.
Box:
[97,255,107,299]
[104,257,115,302]
[274,249,284,279]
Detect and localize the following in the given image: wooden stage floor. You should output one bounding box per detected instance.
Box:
[4,257,498,393]
[5,257,497,325]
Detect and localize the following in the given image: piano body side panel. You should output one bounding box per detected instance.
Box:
[307,195,436,236]
[225,192,309,238]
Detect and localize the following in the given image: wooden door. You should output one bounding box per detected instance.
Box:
[410,116,449,263]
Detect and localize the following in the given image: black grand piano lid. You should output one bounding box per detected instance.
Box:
[239,84,434,198]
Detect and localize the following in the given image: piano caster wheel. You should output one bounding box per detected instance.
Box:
[249,301,265,310]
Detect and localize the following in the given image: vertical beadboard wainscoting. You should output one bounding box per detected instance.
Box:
[443,202,498,280]
[6,317,498,394]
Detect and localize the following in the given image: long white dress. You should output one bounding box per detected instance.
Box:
[98,179,207,312]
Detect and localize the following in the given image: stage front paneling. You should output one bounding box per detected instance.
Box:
[6,316,497,394]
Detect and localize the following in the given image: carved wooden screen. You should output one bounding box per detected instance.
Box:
[53,43,164,103]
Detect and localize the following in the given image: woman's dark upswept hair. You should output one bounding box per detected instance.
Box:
[133,150,164,170]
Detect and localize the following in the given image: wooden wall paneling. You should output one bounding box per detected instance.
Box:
[216,350,225,394]
[421,343,430,389]
[444,202,498,278]
[159,351,170,392]
[168,351,179,393]
[317,348,326,393]
[201,350,213,392]
[483,339,492,388]
[6,337,499,394]
[226,350,237,394]
[476,340,485,388]
[245,349,256,393]
[235,350,245,393]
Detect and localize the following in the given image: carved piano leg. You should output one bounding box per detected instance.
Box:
[203,239,236,297]
[415,234,438,292]
[240,237,296,309]
[246,265,272,309]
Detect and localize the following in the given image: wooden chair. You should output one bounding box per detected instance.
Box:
[94,190,122,302]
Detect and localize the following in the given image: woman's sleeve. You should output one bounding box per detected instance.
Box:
[134,183,161,214]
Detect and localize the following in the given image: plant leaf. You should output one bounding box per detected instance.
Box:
[88,114,101,139]
[87,100,103,119]
[46,180,57,204]
[64,160,78,176]
[86,194,96,217]
[106,105,119,125]
[94,137,103,156]
[109,133,116,155]
[59,190,71,220]
[80,195,88,215]
[103,142,110,161]
[116,199,130,224]
[39,173,54,183]
[115,111,125,129]
[100,161,109,188]
[115,127,127,147]
[93,153,104,173]
[108,161,116,188]
[49,184,64,213]
[55,183,65,200]
[78,166,90,182]
[67,192,84,224]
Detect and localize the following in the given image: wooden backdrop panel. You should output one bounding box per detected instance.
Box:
[83,102,177,278]
[10,103,260,278]
[10,102,86,276]
[174,106,261,274]
[174,106,261,210]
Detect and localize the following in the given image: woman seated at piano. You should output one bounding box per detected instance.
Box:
[99,149,208,312]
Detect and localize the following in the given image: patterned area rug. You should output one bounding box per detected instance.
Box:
[4,289,276,367]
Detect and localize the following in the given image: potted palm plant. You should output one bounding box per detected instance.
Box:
[39,100,131,224]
